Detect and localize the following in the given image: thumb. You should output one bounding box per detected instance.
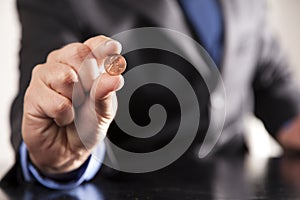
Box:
[90,73,124,122]
[72,73,123,150]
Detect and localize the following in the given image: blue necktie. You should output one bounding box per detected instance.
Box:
[180,0,224,67]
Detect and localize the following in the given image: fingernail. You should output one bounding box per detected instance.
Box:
[114,76,124,91]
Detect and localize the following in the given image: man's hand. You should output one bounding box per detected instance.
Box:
[22,36,124,174]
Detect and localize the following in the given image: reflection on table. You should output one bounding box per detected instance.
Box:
[2,154,300,199]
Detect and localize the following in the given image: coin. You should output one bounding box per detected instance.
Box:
[104,54,127,76]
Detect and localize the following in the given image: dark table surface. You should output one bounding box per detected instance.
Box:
[2,154,300,200]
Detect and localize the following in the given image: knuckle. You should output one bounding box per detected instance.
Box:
[59,68,77,85]
[46,49,59,62]
[71,43,91,64]
[31,64,44,80]
[32,64,43,75]
[55,99,72,115]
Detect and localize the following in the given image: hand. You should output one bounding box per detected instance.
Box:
[277,116,300,152]
[22,36,124,174]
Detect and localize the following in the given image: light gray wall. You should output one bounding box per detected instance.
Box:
[268,0,300,82]
[0,0,19,177]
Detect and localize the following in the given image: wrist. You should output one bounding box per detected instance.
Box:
[28,151,91,175]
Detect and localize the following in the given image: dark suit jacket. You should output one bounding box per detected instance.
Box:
[2,0,300,187]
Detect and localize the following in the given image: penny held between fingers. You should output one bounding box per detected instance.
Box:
[104,54,127,76]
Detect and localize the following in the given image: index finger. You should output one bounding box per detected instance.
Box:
[81,36,123,91]
[84,35,122,61]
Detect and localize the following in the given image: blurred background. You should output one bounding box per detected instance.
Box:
[0,0,300,178]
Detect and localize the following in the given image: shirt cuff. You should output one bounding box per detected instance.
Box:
[19,141,105,190]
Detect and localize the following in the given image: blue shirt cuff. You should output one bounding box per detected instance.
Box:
[19,141,105,190]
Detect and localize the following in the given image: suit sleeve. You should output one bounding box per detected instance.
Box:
[252,2,300,137]
[19,142,104,190]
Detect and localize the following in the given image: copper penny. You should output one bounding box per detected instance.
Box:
[104,54,127,76]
